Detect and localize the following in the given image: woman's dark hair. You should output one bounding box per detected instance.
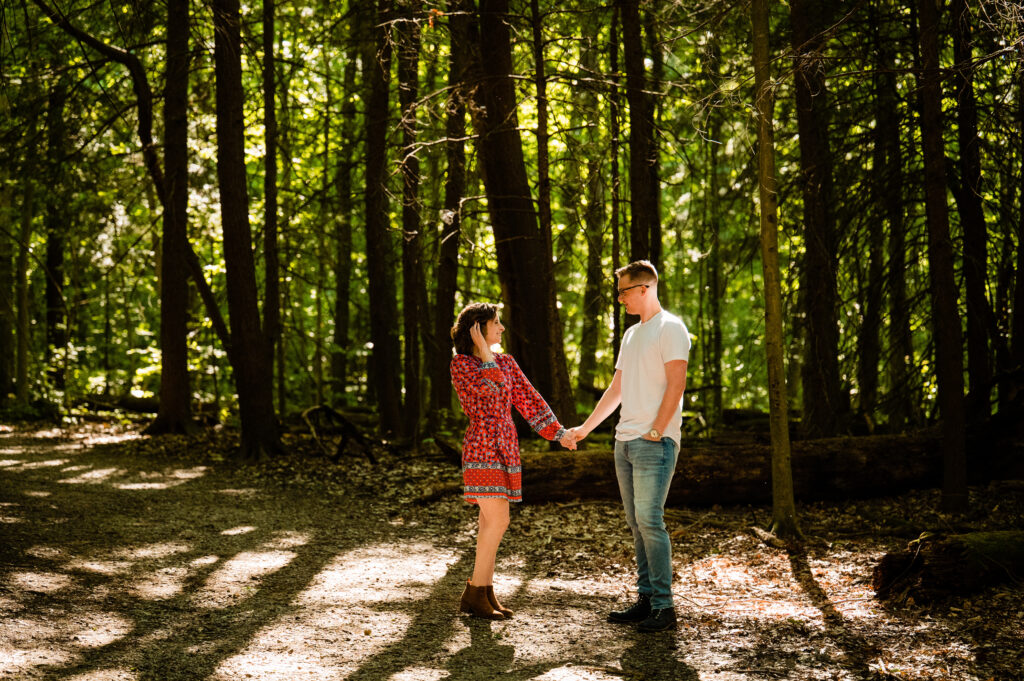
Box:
[451,302,500,356]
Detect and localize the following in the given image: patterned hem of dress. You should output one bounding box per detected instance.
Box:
[463,462,522,473]
[464,486,523,501]
[464,492,523,504]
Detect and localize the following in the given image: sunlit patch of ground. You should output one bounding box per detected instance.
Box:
[1,425,1022,680]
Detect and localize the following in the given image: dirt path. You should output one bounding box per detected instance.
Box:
[1,425,1022,680]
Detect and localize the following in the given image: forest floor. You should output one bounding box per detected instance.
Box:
[0,422,1022,681]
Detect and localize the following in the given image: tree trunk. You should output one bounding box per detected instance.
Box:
[952,0,992,421]
[609,6,623,360]
[397,0,425,439]
[706,36,724,428]
[465,0,575,423]
[44,79,67,391]
[213,0,281,461]
[262,0,282,413]
[871,0,917,431]
[873,531,1024,602]
[576,35,606,396]
[519,431,990,506]
[16,156,34,406]
[0,92,13,400]
[916,0,967,512]
[364,0,404,436]
[618,0,659,266]
[790,0,843,438]
[1014,65,1024,373]
[752,0,801,540]
[430,0,470,417]
[528,0,576,423]
[145,0,195,435]
[331,16,361,405]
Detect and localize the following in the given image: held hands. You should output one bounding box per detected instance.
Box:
[558,430,578,451]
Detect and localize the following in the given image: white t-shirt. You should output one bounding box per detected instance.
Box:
[614,309,691,447]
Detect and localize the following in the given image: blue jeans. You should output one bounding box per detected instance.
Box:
[614,437,679,610]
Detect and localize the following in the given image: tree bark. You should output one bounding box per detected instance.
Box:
[618,0,660,266]
[331,12,361,405]
[790,0,843,438]
[397,0,425,439]
[213,0,281,460]
[520,432,967,506]
[952,0,992,421]
[430,0,470,417]
[145,0,195,435]
[0,92,13,400]
[752,0,801,539]
[705,36,724,428]
[364,0,404,436]
[44,78,67,391]
[263,0,282,413]
[916,0,967,512]
[465,0,575,424]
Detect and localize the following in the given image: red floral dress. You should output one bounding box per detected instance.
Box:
[450,353,567,503]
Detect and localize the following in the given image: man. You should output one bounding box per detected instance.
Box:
[570,260,690,632]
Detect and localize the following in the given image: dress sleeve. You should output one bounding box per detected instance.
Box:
[502,354,567,442]
[450,355,505,419]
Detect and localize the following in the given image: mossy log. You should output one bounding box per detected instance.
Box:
[520,433,947,505]
[873,531,1024,602]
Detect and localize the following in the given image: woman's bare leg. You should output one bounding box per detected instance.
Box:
[471,498,510,586]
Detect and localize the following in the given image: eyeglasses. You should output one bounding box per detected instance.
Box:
[616,283,649,297]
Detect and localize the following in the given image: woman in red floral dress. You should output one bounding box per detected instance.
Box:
[450,302,576,619]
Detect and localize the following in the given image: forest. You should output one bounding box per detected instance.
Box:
[2,0,1024,678]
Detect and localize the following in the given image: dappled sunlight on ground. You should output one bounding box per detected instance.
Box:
[1,425,1021,680]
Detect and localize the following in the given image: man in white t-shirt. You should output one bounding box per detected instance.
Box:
[570,260,690,632]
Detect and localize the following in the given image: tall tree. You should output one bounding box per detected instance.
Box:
[465,0,575,423]
[790,0,843,438]
[263,0,282,412]
[145,0,195,434]
[916,0,967,512]
[44,78,67,391]
[364,0,404,436]
[397,0,426,437]
[618,0,660,266]
[429,0,469,417]
[212,0,282,460]
[952,0,992,420]
[752,0,800,539]
[0,90,13,400]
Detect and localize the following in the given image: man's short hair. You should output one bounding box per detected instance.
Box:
[615,260,658,284]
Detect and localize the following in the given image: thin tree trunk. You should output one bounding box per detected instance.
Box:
[952,0,992,420]
[397,0,424,439]
[752,0,801,540]
[790,0,843,438]
[16,152,34,405]
[44,79,67,391]
[466,0,575,423]
[263,0,282,413]
[610,5,622,360]
[1011,64,1024,384]
[331,36,358,405]
[706,36,724,427]
[430,0,469,417]
[576,35,605,396]
[213,0,281,460]
[618,0,659,265]
[145,0,195,434]
[916,0,967,512]
[364,0,404,436]
[0,93,13,399]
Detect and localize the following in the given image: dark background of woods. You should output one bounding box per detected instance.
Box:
[0,1,1022,503]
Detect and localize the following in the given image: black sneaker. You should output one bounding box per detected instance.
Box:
[607,594,651,623]
[637,607,677,632]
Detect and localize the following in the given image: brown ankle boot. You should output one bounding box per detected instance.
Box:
[458,580,504,620]
[486,585,514,618]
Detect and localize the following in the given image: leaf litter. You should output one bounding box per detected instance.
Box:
[0,423,1021,680]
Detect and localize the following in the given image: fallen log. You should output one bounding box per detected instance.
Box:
[520,432,981,505]
[872,531,1024,602]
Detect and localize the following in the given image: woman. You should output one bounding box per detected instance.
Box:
[450,302,576,620]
